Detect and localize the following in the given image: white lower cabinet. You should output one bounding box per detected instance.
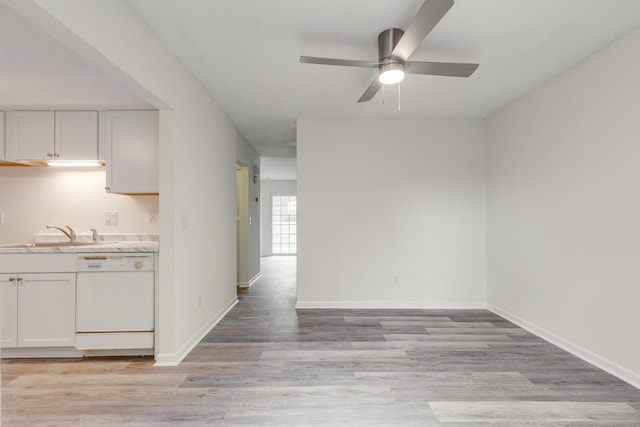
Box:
[0,273,76,348]
[0,275,18,347]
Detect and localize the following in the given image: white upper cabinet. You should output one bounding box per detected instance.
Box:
[105,110,159,194]
[0,111,5,160]
[7,111,98,161]
[8,111,54,160]
[55,111,99,159]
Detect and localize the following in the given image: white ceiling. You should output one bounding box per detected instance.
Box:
[0,2,151,110]
[129,0,640,156]
[3,1,640,158]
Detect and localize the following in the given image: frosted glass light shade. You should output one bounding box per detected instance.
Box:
[378,62,405,84]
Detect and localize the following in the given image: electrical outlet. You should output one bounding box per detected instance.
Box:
[0,211,4,225]
[148,210,158,224]
[181,214,189,230]
[105,211,118,225]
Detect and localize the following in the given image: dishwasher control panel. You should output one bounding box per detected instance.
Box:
[77,253,154,271]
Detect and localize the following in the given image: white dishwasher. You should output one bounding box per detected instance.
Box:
[76,253,154,351]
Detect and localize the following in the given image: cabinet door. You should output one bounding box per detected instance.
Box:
[0,111,5,160]
[0,275,18,347]
[55,111,98,159]
[8,111,55,160]
[18,273,76,348]
[105,111,159,194]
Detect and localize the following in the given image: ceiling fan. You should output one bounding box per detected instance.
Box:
[299,0,478,103]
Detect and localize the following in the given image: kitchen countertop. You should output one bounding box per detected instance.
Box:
[0,234,158,254]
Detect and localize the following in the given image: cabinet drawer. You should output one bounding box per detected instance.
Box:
[0,253,76,273]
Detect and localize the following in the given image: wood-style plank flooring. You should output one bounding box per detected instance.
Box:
[2,256,640,426]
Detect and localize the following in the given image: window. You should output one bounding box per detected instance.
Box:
[272,195,297,254]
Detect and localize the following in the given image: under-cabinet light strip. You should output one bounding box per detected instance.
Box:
[46,161,103,167]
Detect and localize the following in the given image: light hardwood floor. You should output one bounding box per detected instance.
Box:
[2,256,640,426]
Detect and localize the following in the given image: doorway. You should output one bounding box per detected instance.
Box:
[236,163,249,286]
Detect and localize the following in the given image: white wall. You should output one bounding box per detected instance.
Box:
[0,167,158,244]
[261,157,297,180]
[486,27,640,387]
[236,133,261,285]
[260,179,297,256]
[9,0,239,364]
[297,118,486,308]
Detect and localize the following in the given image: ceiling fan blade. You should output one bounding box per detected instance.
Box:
[391,0,454,60]
[405,61,478,77]
[357,77,383,103]
[300,56,379,68]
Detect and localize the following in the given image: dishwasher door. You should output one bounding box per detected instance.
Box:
[76,271,154,332]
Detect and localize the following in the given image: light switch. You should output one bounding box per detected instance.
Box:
[105,211,118,225]
[181,214,189,230]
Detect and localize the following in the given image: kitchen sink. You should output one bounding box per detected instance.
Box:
[0,241,117,248]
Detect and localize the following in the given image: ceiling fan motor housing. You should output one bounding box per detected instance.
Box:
[378,28,405,67]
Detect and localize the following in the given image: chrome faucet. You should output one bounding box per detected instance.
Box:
[90,228,99,243]
[46,225,77,242]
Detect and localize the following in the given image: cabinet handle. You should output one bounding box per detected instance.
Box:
[105,186,111,192]
[54,153,60,157]
[17,276,23,283]
[9,276,16,282]
[47,152,54,157]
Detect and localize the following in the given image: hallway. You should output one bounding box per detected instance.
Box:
[2,256,640,425]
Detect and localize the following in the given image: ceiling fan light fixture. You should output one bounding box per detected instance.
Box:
[378,62,405,85]
[299,0,477,102]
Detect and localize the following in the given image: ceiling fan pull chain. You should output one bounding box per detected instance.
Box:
[382,84,385,104]
[398,83,401,112]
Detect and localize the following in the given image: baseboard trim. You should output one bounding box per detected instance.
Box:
[1,347,83,359]
[488,304,640,389]
[238,272,262,288]
[154,296,238,366]
[295,301,486,309]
